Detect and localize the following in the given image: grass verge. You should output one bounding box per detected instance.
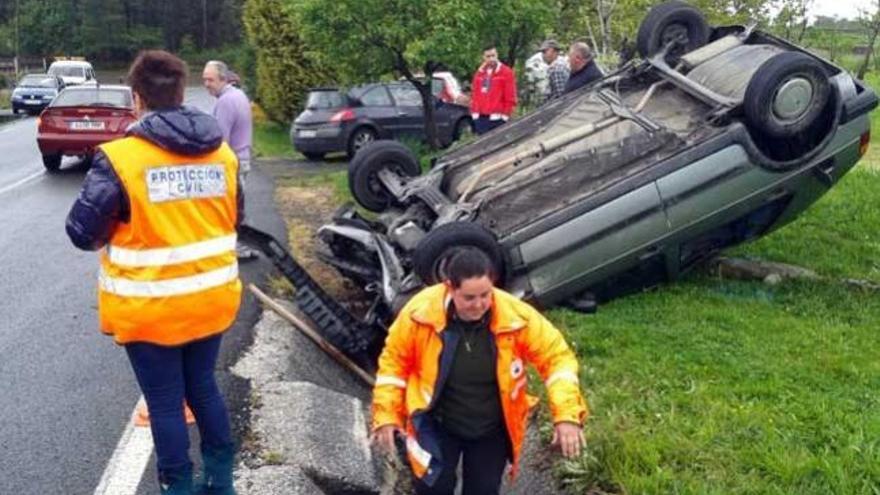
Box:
[555,167,880,494]
[253,119,300,159]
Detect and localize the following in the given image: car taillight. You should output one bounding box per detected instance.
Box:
[859,131,870,157]
[329,109,355,123]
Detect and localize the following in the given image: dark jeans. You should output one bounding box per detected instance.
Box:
[414,427,510,495]
[125,334,232,477]
[474,117,506,135]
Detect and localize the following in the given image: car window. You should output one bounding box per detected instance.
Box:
[50,66,86,78]
[306,90,345,109]
[359,86,392,107]
[19,76,57,88]
[51,88,132,108]
[388,84,422,107]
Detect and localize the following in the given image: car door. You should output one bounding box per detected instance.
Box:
[386,83,426,140]
[356,85,398,136]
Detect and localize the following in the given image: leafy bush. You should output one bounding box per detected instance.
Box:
[242,0,336,123]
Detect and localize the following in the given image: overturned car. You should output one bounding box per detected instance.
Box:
[307,1,876,360]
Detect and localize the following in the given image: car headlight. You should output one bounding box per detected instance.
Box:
[11,93,22,101]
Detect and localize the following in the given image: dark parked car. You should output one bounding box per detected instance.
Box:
[290,81,473,160]
[11,74,65,115]
[299,1,877,359]
[36,85,136,172]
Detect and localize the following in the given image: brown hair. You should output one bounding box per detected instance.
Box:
[127,50,188,110]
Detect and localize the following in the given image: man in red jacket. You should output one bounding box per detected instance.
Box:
[470,45,517,135]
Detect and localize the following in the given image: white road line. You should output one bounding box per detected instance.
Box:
[93,397,154,495]
[0,170,44,196]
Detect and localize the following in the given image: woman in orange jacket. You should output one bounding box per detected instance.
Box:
[371,249,588,495]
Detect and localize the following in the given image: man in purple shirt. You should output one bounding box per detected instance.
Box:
[203,60,253,182]
[203,60,256,259]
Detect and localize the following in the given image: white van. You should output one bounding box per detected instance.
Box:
[48,60,97,86]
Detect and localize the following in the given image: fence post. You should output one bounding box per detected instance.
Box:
[13,56,19,80]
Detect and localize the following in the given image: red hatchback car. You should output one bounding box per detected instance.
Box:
[36,85,136,172]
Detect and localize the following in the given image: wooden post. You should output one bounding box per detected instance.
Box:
[248,284,376,387]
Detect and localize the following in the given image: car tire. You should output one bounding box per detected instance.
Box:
[453,117,474,142]
[413,222,505,285]
[636,1,710,63]
[346,126,377,159]
[348,140,421,212]
[743,51,831,139]
[303,152,325,161]
[42,154,62,173]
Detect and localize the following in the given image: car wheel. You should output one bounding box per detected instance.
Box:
[303,152,325,161]
[636,0,710,63]
[453,118,474,141]
[743,52,831,139]
[413,222,505,285]
[348,140,420,212]
[347,127,377,159]
[42,154,62,173]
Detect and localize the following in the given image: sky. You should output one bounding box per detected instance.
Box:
[810,0,873,20]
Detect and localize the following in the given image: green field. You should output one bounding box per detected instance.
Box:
[550,141,880,492]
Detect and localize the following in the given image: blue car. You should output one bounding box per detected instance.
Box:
[11,74,65,115]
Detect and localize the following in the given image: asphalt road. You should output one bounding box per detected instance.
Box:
[0,87,285,494]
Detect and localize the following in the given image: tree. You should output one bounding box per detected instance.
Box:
[857,0,880,79]
[772,0,812,43]
[299,0,552,149]
[242,0,335,123]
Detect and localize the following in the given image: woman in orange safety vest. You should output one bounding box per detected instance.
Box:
[371,249,588,495]
[66,51,241,495]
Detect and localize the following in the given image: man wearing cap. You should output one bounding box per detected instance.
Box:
[541,40,570,101]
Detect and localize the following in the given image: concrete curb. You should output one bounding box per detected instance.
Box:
[232,303,381,494]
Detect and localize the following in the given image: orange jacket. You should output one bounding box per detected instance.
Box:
[372,284,588,485]
[97,136,242,346]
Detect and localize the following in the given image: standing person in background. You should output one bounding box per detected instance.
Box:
[370,249,588,495]
[66,50,241,495]
[541,39,570,101]
[203,60,256,260]
[469,45,517,135]
[564,42,604,94]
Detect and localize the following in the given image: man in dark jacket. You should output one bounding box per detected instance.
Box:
[564,42,604,94]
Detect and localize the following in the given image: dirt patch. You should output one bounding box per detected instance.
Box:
[274,184,367,311]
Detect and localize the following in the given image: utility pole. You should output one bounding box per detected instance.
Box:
[14,0,20,79]
[202,0,208,48]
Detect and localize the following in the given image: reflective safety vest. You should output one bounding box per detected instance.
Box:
[372,284,588,485]
[97,136,242,346]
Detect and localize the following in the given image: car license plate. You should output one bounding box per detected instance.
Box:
[299,129,317,138]
[24,99,41,105]
[69,121,106,131]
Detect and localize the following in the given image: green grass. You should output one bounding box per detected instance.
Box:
[728,169,880,282]
[0,89,9,110]
[277,169,351,204]
[552,167,880,494]
[253,120,300,159]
